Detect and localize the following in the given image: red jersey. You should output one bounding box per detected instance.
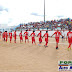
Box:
[24,32,28,36]
[5,32,8,38]
[54,31,61,38]
[67,32,72,39]
[31,32,35,38]
[14,32,16,37]
[19,33,22,38]
[0,32,1,35]
[2,32,5,38]
[44,33,48,38]
[9,33,12,38]
[38,33,42,38]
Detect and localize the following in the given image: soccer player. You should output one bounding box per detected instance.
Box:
[9,31,12,43]
[2,31,5,41]
[13,30,17,43]
[24,30,29,43]
[0,31,2,40]
[51,29,63,49]
[66,28,72,51]
[43,31,49,47]
[61,30,65,42]
[30,31,36,45]
[37,31,42,46]
[5,31,8,42]
[19,31,23,43]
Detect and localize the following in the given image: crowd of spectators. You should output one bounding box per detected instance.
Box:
[15,18,72,31]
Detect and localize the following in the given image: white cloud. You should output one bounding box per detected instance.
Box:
[0,0,72,26]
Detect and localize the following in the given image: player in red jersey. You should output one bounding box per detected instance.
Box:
[51,29,63,49]
[30,31,36,45]
[13,30,17,43]
[37,31,42,46]
[66,28,72,51]
[43,31,49,47]
[9,31,12,43]
[19,31,23,43]
[2,31,5,41]
[24,30,29,43]
[5,31,8,42]
[0,31,2,40]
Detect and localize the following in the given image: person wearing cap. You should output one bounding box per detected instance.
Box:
[51,29,63,49]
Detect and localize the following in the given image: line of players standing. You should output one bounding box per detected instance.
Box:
[0,29,72,50]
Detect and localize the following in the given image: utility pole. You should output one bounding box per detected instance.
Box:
[44,0,45,23]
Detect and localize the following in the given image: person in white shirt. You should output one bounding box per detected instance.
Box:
[61,30,65,42]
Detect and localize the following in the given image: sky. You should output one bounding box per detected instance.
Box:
[0,0,72,26]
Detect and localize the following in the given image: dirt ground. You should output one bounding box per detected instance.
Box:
[0,36,72,72]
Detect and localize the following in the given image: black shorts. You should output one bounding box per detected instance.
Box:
[62,37,64,39]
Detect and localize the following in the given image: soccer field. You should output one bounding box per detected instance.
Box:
[0,37,72,72]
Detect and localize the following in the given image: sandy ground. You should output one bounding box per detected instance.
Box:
[0,36,72,72]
